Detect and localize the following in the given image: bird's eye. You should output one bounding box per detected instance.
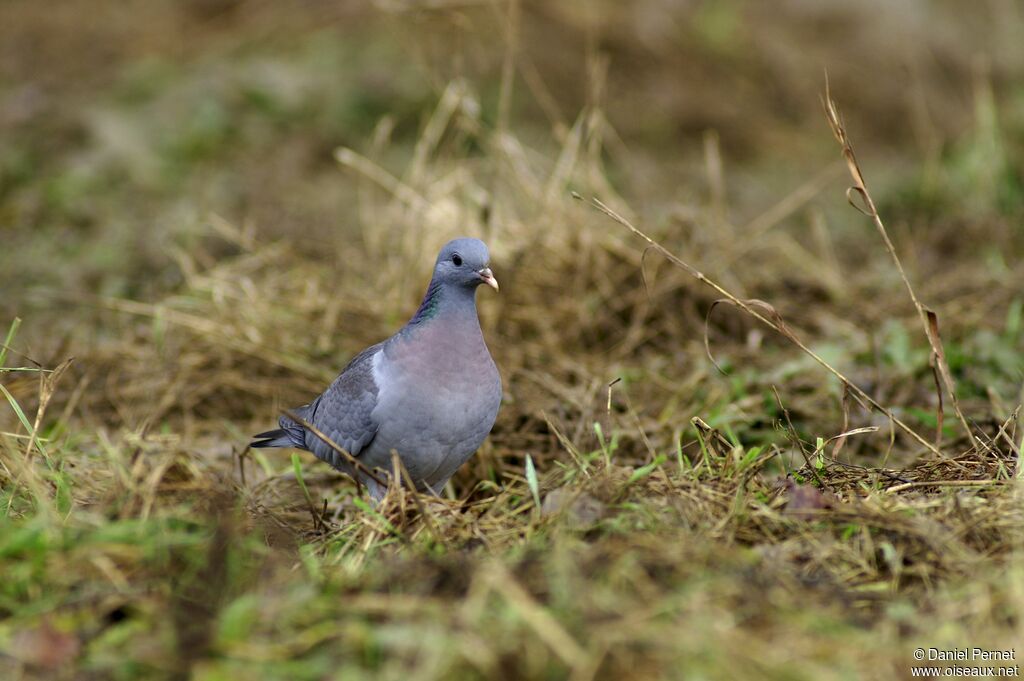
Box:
[452,254,463,267]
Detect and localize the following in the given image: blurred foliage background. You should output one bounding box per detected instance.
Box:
[4,0,1023,310]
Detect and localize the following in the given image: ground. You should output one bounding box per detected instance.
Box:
[1,2,1022,680]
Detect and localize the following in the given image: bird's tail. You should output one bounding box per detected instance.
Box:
[249,428,296,449]
[250,411,309,449]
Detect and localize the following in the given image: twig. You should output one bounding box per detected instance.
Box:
[884,479,1005,494]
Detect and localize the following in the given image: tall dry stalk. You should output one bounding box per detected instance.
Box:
[822,89,981,454]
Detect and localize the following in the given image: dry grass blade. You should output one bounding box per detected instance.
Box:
[25,358,73,461]
[823,86,980,453]
[831,384,853,460]
[391,451,448,550]
[718,161,847,269]
[579,194,953,462]
[993,405,1021,457]
[334,146,428,210]
[929,361,945,447]
[924,309,972,446]
[541,411,587,473]
[483,561,591,671]
[68,293,331,382]
[884,479,1007,494]
[704,297,796,375]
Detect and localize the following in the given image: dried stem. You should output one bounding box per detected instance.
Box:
[823,88,980,453]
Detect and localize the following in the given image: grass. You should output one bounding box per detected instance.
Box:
[2,2,1024,680]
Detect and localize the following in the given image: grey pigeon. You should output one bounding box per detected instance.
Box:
[251,237,502,500]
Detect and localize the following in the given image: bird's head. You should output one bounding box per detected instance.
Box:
[434,237,498,292]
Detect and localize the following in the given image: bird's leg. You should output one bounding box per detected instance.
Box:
[365,474,390,503]
[421,480,445,497]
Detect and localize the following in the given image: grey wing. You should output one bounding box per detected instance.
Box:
[292,343,383,470]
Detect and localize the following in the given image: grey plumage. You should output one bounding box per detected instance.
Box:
[252,237,502,500]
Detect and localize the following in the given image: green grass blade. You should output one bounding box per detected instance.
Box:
[291,452,314,509]
[0,317,22,369]
[0,384,35,436]
[352,497,399,537]
[525,454,541,510]
[628,454,667,484]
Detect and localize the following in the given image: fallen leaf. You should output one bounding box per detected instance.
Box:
[541,488,606,527]
[10,620,81,669]
[783,480,837,518]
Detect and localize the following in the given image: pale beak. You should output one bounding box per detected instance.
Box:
[478,267,499,291]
